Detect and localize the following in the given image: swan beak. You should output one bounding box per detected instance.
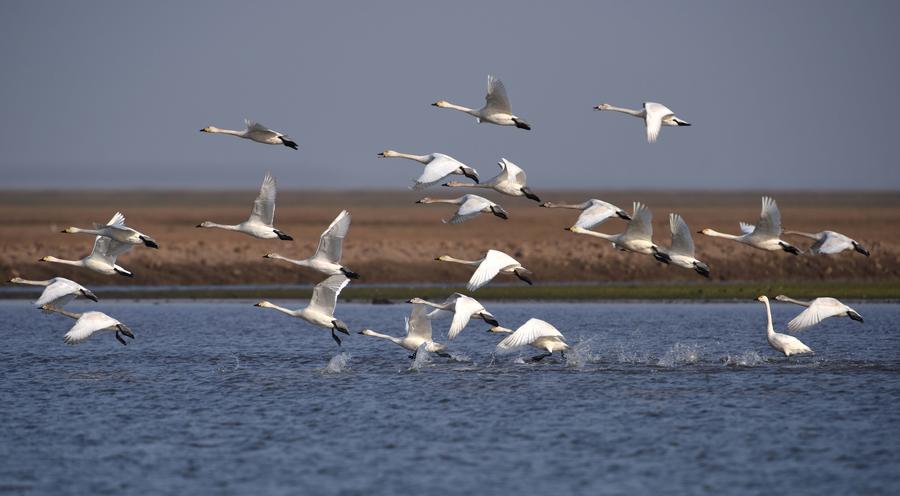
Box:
[377,152,385,158]
[431,102,440,107]
[415,200,424,204]
[357,331,365,335]
[433,257,441,261]
[199,128,208,132]
[196,224,203,228]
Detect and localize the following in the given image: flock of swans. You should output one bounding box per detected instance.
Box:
[10,75,870,360]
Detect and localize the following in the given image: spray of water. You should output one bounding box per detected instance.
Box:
[722,351,764,367]
[565,339,596,369]
[657,343,701,368]
[407,345,432,372]
[321,352,351,374]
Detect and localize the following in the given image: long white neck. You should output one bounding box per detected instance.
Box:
[203,222,243,231]
[439,256,482,266]
[444,181,489,188]
[415,299,448,311]
[490,327,514,334]
[701,229,741,241]
[440,102,479,117]
[43,305,82,320]
[262,302,300,317]
[602,105,644,117]
[778,296,811,307]
[65,227,103,235]
[421,198,465,205]
[208,127,245,137]
[362,329,403,345]
[9,278,52,286]
[543,201,590,210]
[572,228,617,242]
[265,253,311,267]
[386,151,431,163]
[784,231,820,240]
[43,256,85,268]
[762,299,775,338]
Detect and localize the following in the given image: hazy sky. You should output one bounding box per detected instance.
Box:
[2,1,899,190]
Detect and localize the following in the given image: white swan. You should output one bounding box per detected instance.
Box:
[433,75,531,130]
[784,230,870,256]
[8,277,98,307]
[488,318,569,362]
[757,296,812,356]
[442,158,541,202]
[416,194,509,224]
[567,202,671,263]
[41,212,135,277]
[407,293,499,340]
[594,101,690,143]
[540,198,631,229]
[63,212,158,249]
[699,197,800,255]
[377,150,480,189]
[656,213,710,277]
[264,210,359,279]
[197,172,293,240]
[358,304,450,358]
[775,295,863,332]
[255,274,351,346]
[436,249,532,291]
[200,119,298,149]
[42,305,134,346]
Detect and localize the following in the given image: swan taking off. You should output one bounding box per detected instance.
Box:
[594,101,690,143]
[540,199,631,229]
[757,296,812,356]
[408,293,499,340]
[41,212,135,277]
[377,150,479,189]
[775,295,863,332]
[42,305,134,346]
[416,195,509,224]
[255,275,351,346]
[488,318,569,362]
[9,277,98,307]
[200,119,298,150]
[784,230,870,256]
[358,304,450,358]
[699,197,800,255]
[567,202,671,263]
[63,212,158,249]
[264,210,359,279]
[432,75,531,130]
[436,249,532,291]
[656,213,710,277]
[197,172,293,240]
[443,158,541,202]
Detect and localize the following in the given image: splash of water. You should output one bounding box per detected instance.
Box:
[407,345,432,372]
[615,342,651,364]
[321,352,351,374]
[723,351,764,367]
[657,343,701,368]
[565,340,596,369]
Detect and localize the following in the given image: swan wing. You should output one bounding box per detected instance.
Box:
[106,212,126,227]
[467,250,517,291]
[739,222,755,235]
[787,298,848,332]
[814,233,852,254]
[484,75,512,113]
[623,202,652,240]
[575,201,619,229]
[415,154,465,189]
[244,119,279,138]
[753,197,782,238]
[447,295,485,340]
[92,236,133,264]
[35,279,81,307]
[307,275,350,316]
[498,158,526,185]
[406,303,433,340]
[64,312,119,344]
[249,172,277,226]
[314,210,351,263]
[496,318,563,352]
[448,196,487,224]
[643,102,672,143]
[668,213,695,256]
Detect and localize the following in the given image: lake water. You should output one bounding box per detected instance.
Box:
[1,300,898,495]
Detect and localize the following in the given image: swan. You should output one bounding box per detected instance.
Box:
[435,249,532,291]
[42,305,134,346]
[8,277,98,307]
[358,304,450,358]
[432,75,531,130]
[41,212,135,277]
[442,158,541,202]
[567,202,671,263]
[540,199,631,229]
[487,318,569,362]
[756,296,812,356]
[196,172,293,240]
[784,230,870,256]
[200,119,298,149]
[416,195,509,224]
[594,101,690,143]
[62,211,158,249]
[377,150,480,189]
[775,295,863,332]
[254,274,351,346]
[264,210,359,279]
[407,293,499,340]
[655,213,710,277]
[699,197,800,255]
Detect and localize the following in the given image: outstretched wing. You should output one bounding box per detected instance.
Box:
[249,172,277,226]
[467,250,517,291]
[447,295,486,340]
[814,233,852,254]
[35,279,80,308]
[668,213,695,256]
[92,236,133,264]
[643,102,673,143]
[106,212,126,227]
[623,202,652,240]
[406,303,433,341]
[64,312,119,344]
[448,196,487,225]
[786,298,848,332]
[308,275,350,316]
[314,210,351,263]
[739,222,755,235]
[495,318,564,352]
[244,119,279,136]
[484,75,512,113]
[753,196,782,237]
[415,154,467,189]
[498,158,526,186]
[575,201,620,230]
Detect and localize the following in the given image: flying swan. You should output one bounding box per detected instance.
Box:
[62,211,158,249]
[254,274,351,346]
[756,296,812,357]
[655,213,710,277]
[9,277,98,307]
[358,303,450,358]
[443,158,541,202]
[433,75,531,130]
[42,305,134,346]
[264,210,359,279]
[41,212,136,277]
[594,101,690,143]
[377,150,479,189]
[407,293,499,340]
[197,172,293,240]
[784,230,870,256]
[416,194,509,224]
[698,197,800,255]
[567,202,671,263]
[435,249,532,291]
[488,318,570,362]
[540,198,631,229]
[200,119,298,149]
[775,295,863,332]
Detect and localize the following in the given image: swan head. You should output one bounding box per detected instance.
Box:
[756,295,769,303]
[39,256,56,262]
[196,221,214,228]
[539,202,554,208]
[566,226,586,233]
[486,326,513,334]
[61,227,78,233]
[432,100,450,108]
[406,297,427,304]
[434,255,451,262]
[774,295,789,302]
[699,228,715,236]
[262,253,276,259]
[377,150,398,158]
[416,197,433,204]
[200,126,218,133]
[8,277,24,284]
[358,329,376,336]
[254,301,275,309]
[594,103,612,111]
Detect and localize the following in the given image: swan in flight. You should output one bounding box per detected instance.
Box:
[41,212,135,277]
[9,277,98,307]
[358,304,450,358]
[488,318,569,362]
[62,212,158,249]
[540,198,631,229]
[775,295,863,332]
[416,195,509,224]
[442,158,541,202]
[699,197,800,255]
[254,275,351,346]
[567,202,671,263]
[377,150,479,189]
[200,119,298,150]
[756,296,812,356]
[784,230,870,256]
[197,172,293,240]
[264,210,359,279]
[433,75,531,130]
[408,293,499,340]
[435,249,532,291]
[42,305,134,346]
[594,101,690,143]
[656,213,710,277]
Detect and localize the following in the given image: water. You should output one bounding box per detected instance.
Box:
[1,300,898,495]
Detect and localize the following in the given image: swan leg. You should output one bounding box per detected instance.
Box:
[331,329,342,347]
[409,350,418,360]
[528,352,552,363]
[560,351,567,360]
[115,331,127,346]
[514,269,533,286]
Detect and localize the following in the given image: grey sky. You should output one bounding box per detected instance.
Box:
[2,1,898,190]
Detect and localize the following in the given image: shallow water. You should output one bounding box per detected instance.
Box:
[1,300,898,495]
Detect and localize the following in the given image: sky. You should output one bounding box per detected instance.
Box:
[1,1,899,190]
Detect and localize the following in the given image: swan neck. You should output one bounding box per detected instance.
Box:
[46,257,84,267]
[391,152,430,163]
[546,202,588,209]
[267,303,298,316]
[208,222,242,231]
[762,299,775,337]
[604,105,643,117]
[364,330,402,344]
[211,128,244,137]
[10,278,52,286]
[443,102,478,116]
[703,229,740,240]
[67,227,101,235]
[44,305,81,320]
[781,296,811,307]
[445,181,487,188]
[578,230,615,241]
[441,256,480,265]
